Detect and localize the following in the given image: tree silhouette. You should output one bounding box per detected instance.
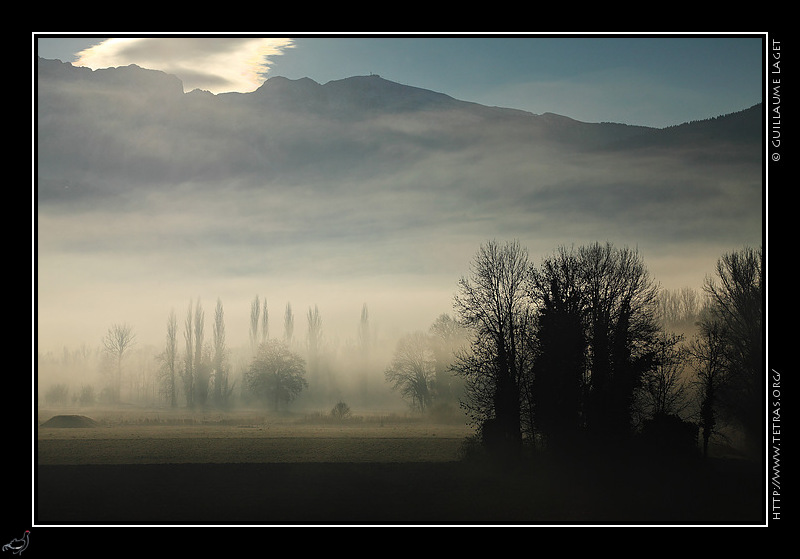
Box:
[385,331,437,412]
[246,339,308,411]
[249,295,261,354]
[182,300,195,408]
[284,302,294,345]
[702,246,763,456]
[358,303,371,358]
[192,299,210,406]
[637,331,690,421]
[157,310,179,407]
[212,298,230,407]
[579,242,661,446]
[102,323,136,404]
[528,246,586,452]
[689,316,728,458]
[428,313,468,405]
[453,240,532,456]
[524,242,662,452]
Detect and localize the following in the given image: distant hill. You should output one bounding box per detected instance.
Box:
[37,57,761,206]
[34,57,763,357]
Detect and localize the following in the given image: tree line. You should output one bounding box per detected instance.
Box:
[449,240,763,461]
[152,297,380,413]
[40,239,763,462]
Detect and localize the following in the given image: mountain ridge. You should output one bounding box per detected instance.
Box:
[35,54,763,346]
[37,56,760,132]
[35,56,763,209]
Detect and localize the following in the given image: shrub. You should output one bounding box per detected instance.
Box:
[45,384,69,406]
[330,401,352,420]
[639,413,700,459]
[77,385,96,406]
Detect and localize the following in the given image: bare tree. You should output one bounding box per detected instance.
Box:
[193,299,210,406]
[428,313,468,405]
[358,303,371,358]
[305,305,323,391]
[637,331,691,422]
[261,297,269,344]
[578,242,661,444]
[212,298,229,407]
[689,316,728,458]
[453,239,532,454]
[157,310,179,407]
[246,339,307,411]
[102,323,136,404]
[306,305,322,358]
[182,300,194,408]
[658,287,703,332]
[702,246,763,455]
[249,295,261,354]
[284,302,294,346]
[385,331,437,412]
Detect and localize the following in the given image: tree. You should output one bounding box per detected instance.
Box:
[157,310,179,407]
[284,302,295,345]
[246,339,308,411]
[306,305,323,358]
[358,303,371,357]
[579,242,661,445]
[453,239,532,455]
[637,331,691,422]
[102,323,136,403]
[658,287,703,334]
[385,331,437,412]
[428,313,468,405]
[689,316,728,458]
[330,401,352,420]
[181,300,195,408]
[249,295,261,354]
[306,305,323,390]
[528,245,586,452]
[261,298,269,345]
[212,298,230,407]
[702,246,763,456]
[193,299,210,406]
[355,303,373,404]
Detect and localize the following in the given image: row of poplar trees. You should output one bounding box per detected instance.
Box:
[158,298,231,409]
[453,240,763,459]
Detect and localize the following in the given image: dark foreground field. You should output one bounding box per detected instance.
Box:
[35,411,765,526]
[37,458,764,526]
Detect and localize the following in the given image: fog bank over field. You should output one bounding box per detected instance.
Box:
[36,58,762,369]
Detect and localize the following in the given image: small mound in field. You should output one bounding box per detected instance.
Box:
[40,415,99,428]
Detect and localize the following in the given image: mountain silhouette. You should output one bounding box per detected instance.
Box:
[35,56,762,262]
[35,56,763,359]
[37,57,760,204]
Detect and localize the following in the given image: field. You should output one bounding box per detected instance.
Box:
[35,407,766,526]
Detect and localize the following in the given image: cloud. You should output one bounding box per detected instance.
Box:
[73,37,295,93]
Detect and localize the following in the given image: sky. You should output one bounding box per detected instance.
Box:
[34,33,765,359]
[33,33,764,128]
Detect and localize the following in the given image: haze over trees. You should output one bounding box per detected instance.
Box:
[245,339,308,411]
[37,240,763,463]
[101,323,136,404]
[36,58,763,462]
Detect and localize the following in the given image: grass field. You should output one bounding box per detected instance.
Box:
[34,407,766,526]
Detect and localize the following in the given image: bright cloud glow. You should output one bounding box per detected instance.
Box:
[73,37,295,93]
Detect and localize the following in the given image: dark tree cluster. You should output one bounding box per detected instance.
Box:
[452,240,763,462]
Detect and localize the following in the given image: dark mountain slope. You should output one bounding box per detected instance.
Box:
[35,57,762,208]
